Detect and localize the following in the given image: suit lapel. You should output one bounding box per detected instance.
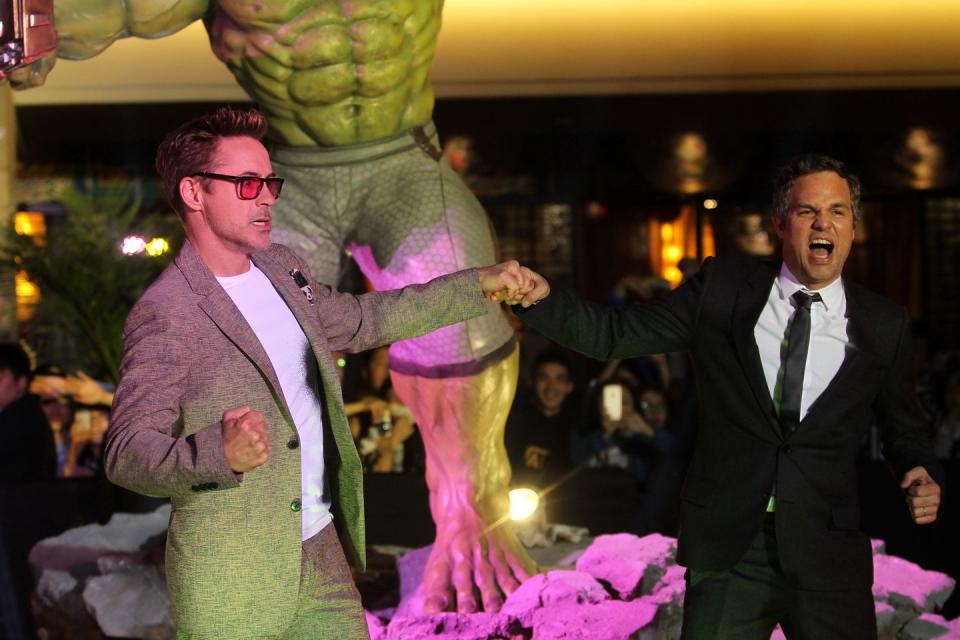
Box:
[175,242,288,419]
[250,250,334,375]
[801,281,877,426]
[730,262,782,438]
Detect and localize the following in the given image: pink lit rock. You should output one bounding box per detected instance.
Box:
[385,612,505,640]
[397,546,432,605]
[575,533,676,599]
[519,599,659,640]
[641,564,687,637]
[366,611,386,640]
[899,612,960,639]
[500,570,610,628]
[872,553,955,614]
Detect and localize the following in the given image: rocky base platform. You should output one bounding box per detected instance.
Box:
[29,506,960,639]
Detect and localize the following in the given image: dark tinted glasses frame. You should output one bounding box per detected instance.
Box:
[193,172,284,200]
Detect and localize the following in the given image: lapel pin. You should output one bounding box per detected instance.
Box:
[289,268,315,304]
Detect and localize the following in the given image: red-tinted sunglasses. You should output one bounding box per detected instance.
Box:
[193,172,284,200]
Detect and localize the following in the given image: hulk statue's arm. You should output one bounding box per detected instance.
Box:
[9,0,209,87]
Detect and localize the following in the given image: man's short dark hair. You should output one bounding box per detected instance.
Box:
[0,343,32,379]
[772,153,862,224]
[155,107,269,218]
[532,351,572,379]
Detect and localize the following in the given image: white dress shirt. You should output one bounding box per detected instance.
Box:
[754,264,849,421]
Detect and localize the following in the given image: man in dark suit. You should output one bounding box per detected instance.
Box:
[514,154,942,639]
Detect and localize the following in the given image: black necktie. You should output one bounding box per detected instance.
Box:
[778,290,822,436]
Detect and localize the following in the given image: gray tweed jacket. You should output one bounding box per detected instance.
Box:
[105,240,488,637]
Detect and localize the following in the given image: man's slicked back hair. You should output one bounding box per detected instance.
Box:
[772,153,862,224]
[155,107,268,218]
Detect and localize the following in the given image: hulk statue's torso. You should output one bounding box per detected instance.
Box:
[209,0,441,145]
[52,0,442,146]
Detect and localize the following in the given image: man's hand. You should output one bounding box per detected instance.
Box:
[64,371,114,406]
[477,260,550,307]
[900,466,941,525]
[222,406,270,472]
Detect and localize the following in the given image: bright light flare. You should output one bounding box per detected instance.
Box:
[508,488,541,521]
[703,198,718,210]
[145,237,170,257]
[121,236,147,256]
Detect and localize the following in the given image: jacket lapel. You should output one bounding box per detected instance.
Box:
[250,250,334,374]
[174,241,289,419]
[730,262,782,438]
[800,280,877,426]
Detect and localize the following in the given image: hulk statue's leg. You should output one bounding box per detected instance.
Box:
[270,125,536,614]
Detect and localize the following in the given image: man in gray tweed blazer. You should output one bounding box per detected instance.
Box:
[104,107,539,639]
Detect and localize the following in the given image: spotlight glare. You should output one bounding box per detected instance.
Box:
[121,236,147,256]
[703,198,718,210]
[145,237,170,257]
[508,488,540,521]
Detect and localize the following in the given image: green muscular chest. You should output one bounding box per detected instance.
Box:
[211,0,442,146]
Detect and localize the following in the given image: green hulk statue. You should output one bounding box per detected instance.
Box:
[12,0,535,615]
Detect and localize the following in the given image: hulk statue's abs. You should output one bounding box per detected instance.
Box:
[13,0,535,615]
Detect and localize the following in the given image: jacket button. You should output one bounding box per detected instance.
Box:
[287,438,299,450]
[290,499,302,512]
[191,484,201,492]
[207,482,218,490]
[781,445,792,455]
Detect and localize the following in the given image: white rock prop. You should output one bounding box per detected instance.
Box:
[29,505,171,639]
[83,565,172,639]
[899,612,960,639]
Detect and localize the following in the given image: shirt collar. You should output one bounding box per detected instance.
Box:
[776,263,845,314]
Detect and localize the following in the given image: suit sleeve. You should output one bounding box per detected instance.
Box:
[518,258,713,361]
[875,308,945,488]
[104,300,240,498]
[289,249,490,353]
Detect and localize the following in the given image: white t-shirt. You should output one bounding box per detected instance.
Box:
[217,263,332,540]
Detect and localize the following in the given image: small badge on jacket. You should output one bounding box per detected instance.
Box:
[289,268,315,304]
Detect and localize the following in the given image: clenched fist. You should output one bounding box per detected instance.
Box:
[222,406,270,472]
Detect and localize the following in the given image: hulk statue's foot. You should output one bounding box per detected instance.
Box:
[390,346,538,614]
[421,505,535,613]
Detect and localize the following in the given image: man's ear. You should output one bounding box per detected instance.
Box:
[772,215,785,240]
[180,176,204,213]
[15,375,27,397]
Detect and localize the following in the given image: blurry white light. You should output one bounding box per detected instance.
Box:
[121,236,147,256]
[509,488,541,521]
[703,198,718,210]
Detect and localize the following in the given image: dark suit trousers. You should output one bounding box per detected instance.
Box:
[680,514,877,640]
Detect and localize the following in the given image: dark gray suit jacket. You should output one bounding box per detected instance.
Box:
[520,256,942,590]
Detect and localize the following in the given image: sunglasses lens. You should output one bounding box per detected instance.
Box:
[266,179,283,198]
[238,177,263,199]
